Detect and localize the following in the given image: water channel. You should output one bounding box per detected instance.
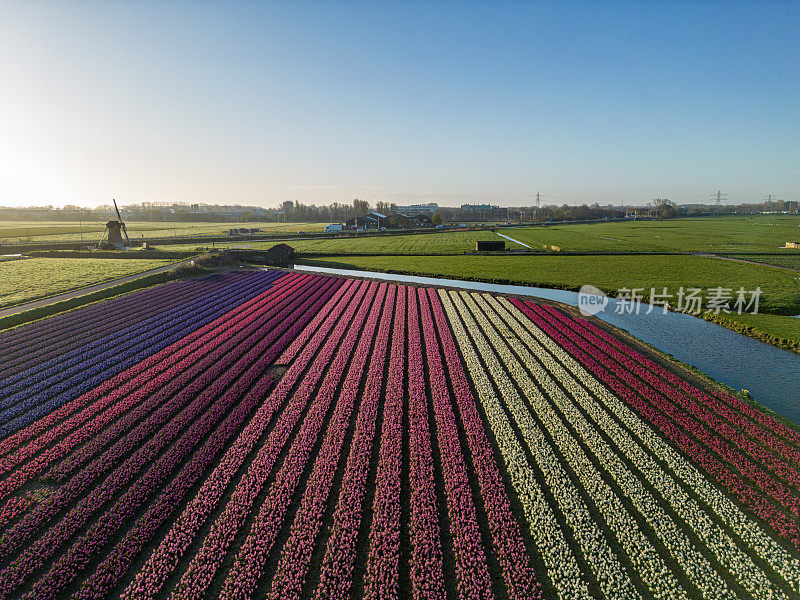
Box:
[294,264,800,426]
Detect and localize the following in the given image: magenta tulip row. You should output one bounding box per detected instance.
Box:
[427,289,542,600]
[212,282,380,600]
[562,309,800,469]
[312,285,395,600]
[121,277,356,600]
[538,305,800,505]
[418,289,494,600]
[512,300,800,548]
[406,289,446,600]
[0,275,339,599]
[0,271,300,464]
[262,284,391,600]
[161,281,376,600]
[0,271,285,437]
[362,286,406,600]
[0,273,315,504]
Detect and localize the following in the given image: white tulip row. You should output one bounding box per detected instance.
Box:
[497,297,800,596]
[490,295,791,600]
[453,291,692,600]
[445,291,643,600]
[437,291,591,600]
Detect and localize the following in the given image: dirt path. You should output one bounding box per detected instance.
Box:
[694,253,800,274]
[0,259,191,319]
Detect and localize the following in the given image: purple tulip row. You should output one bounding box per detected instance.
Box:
[42,273,320,485]
[0,271,284,437]
[406,289,446,600]
[0,270,274,393]
[0,272,300,472]
[217,281,381,600]
[0,275,319,558]
[121,278,357,600]
[512,300,800,548]
[164,280,376,600]
[427,289,542,600]
[74,278,345,600]
[263,283,391,600]
[0,273,314,503]
[310,285,395,600]
[0,272,237,377]
[0,274,337,599]
[538,305,800,504]
[362,285,406,600]
[565,311,800,470]
[417,289,494,600]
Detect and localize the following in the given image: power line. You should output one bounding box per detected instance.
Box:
[711,190,728,207]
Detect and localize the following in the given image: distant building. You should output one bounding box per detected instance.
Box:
[345,212,388,229]
[460,204,508,221]
[264,243,296,266]
[786,241,800,249]
[397,203,438,216]
[390,213,435,228]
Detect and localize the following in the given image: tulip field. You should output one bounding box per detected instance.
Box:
[0,269,798,600]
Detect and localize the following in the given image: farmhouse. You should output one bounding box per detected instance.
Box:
[264,243,296,266]
[345,212,388,229]
[388,212,435,229]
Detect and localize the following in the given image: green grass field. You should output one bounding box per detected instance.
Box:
[157,230,524,254]
[0,257,175,308]
[0,221,326,243]
[297,254,800,314]
[505,215,800,252]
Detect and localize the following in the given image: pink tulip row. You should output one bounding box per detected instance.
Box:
[527,303,800,519]
[565,311,800,471]
[72,277,346,600]
[215,282,382,600]
[427,289,541,600]
[0,273,315,504]
[363,286,406,600]
[0,279,336,599]
[512,300,800,547]
[264,284,392,600]
[0,490,44,533]
[417,289,494,600]
[312,285,396,600]
[166,281,377,600]
[121,277,360,600]
[41,273,319,483]
[0,271,301,463]
[406,289,446,600]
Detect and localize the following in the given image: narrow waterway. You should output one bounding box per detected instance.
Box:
[294,264,800,426]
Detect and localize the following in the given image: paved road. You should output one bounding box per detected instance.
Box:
[0,259,191,319]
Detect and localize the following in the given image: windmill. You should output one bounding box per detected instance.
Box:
[100,199,132,250]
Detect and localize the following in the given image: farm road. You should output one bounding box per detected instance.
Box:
[0,258,192,319]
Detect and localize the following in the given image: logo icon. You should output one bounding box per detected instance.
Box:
[577,285,608,316]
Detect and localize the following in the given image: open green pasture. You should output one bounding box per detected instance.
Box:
[158,230,524,254]
[505,215,800,252]
[297,253,800,315]
[0,257,174,308]
[0,221,326,243]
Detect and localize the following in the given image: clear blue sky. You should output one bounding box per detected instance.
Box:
[0,0,797,208]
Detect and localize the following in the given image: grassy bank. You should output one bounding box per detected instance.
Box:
[0,257,175,308]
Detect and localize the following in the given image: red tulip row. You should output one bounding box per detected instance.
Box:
[565,311,800,468]
[0,277,337,599]
[167,280,377,600]
[406,289,446,600]
[538,305,800,502]
[427,289,542,600]
[72,277,345,600]
[0,272,314,503]
[312,285,396,600]
[122,277,360,600]
[512,300,800,548]
[0,270,297,463]
[363,285,406,600]
[263,283,391,600]
[417,289,494,600]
